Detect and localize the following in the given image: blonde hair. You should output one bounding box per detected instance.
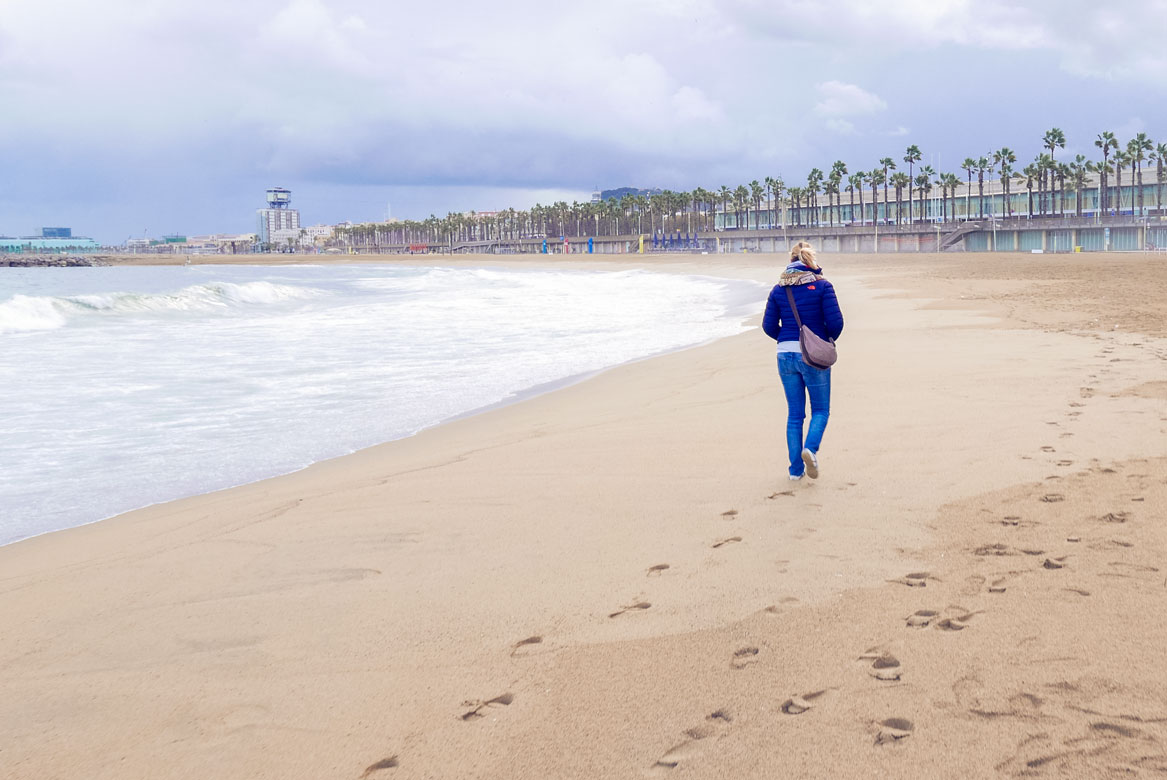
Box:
[790,241,818,269]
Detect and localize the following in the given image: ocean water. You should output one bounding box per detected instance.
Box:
[0,264,761,546]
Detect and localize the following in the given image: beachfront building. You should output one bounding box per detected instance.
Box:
[711,171,1167,252]
[256,187,301,248]
[0,227,100,252]
[300,224,335,246]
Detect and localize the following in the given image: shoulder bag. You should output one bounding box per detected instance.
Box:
[784,286,838,369]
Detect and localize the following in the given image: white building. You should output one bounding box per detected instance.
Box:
[257,209,300,246]
[300,224,335,245]
[256,187,300,247]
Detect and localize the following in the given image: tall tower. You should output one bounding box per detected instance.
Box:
[266,188,292,209]
[256,187,301,248]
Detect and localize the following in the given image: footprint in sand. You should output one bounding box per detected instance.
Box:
[461,693,514,721]
[648,714,732,773]
[1041,446,1056,453]
[361,756,399,776]
[767,490,795,499]
[988,570,1028,593]
[1098,511,1130,523]
[781,689,828,715]
[1042,558,1068,570]
[730,646,760,669]
[1056,460,1074,467]
[711,536,741,549]
[906,610,939,628]
[875,718,914,745]
[609,602,652,618]
[647,564,670,577]
[975,543,1016,557]
[936,613,977,631]
[858,650,902,681]
[720,509,738,518]
[1040,493,1065,503]
[510,636,543,657]
[891,572,935,588]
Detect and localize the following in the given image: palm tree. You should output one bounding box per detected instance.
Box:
[903,145,922,223]
[847,173,861,225]
[830,160,847,225]
[975,156,989,218]
[1090,159,1110,218]
[940,172,960,222]
[1042,129,1065,215]
[879,157,896,224]
[1152,142,1167,216]
[823,177,837,226]
[1068,156,1090,217]
[917,165,936,221]
[1114,150,1131,215]
[1130,133,1153,215]
[877,155,896,221]
[734,185,749,230]
[869,168,885,226]
[961,158,977,221]
[914,172,933,225]
[763,177,777,228]
[1095,131,1118,215]
[1033,154,1051,216]
[993,148,1017,219]
[1043,127,1066,163]
[853,171,867,225]
[749,180,764,230]
[891,172,911,225]
[807,169,823,226]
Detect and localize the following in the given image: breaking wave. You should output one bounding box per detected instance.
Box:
[0,281,322,334]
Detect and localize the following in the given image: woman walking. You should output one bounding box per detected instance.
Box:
[762,243,844,480]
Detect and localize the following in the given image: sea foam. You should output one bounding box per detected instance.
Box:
[0,264,762,546]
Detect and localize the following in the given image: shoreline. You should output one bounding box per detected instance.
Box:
[0,261,764,550]
[3,252,1166,778]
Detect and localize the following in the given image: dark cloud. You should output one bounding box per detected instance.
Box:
[0,0,1164,242]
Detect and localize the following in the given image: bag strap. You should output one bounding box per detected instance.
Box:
[784,286,804,329]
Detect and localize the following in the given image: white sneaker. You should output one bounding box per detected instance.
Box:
[801,448,819,479]
[788,473,804,481]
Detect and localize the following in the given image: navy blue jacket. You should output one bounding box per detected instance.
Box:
[762,263,845,344]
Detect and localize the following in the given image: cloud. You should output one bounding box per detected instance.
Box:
[814,81,887,118]
[825,119,857,135]
[0,0,1164,242]
[727,0,1167,83]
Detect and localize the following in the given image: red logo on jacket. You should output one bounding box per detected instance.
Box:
[807,284,816,290]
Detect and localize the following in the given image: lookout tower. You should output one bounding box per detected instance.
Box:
[257,187,301,248]
[266,187,292,209]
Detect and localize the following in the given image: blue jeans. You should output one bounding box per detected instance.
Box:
[777,351,831,476]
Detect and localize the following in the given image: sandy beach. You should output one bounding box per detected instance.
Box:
[2,251,1165,779]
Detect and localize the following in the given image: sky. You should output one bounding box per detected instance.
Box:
[2,0,1165,243]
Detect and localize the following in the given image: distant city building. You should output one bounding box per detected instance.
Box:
[599,187,663,202]
[591,190,602,204]
[1,234,99,252]
[256,187,300,247]
[41,227,72,238]
[300,224,335,245]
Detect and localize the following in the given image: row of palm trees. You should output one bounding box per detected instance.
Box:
[330,128,1167,250]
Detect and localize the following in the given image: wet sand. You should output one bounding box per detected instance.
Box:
[2,252,1165,778]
